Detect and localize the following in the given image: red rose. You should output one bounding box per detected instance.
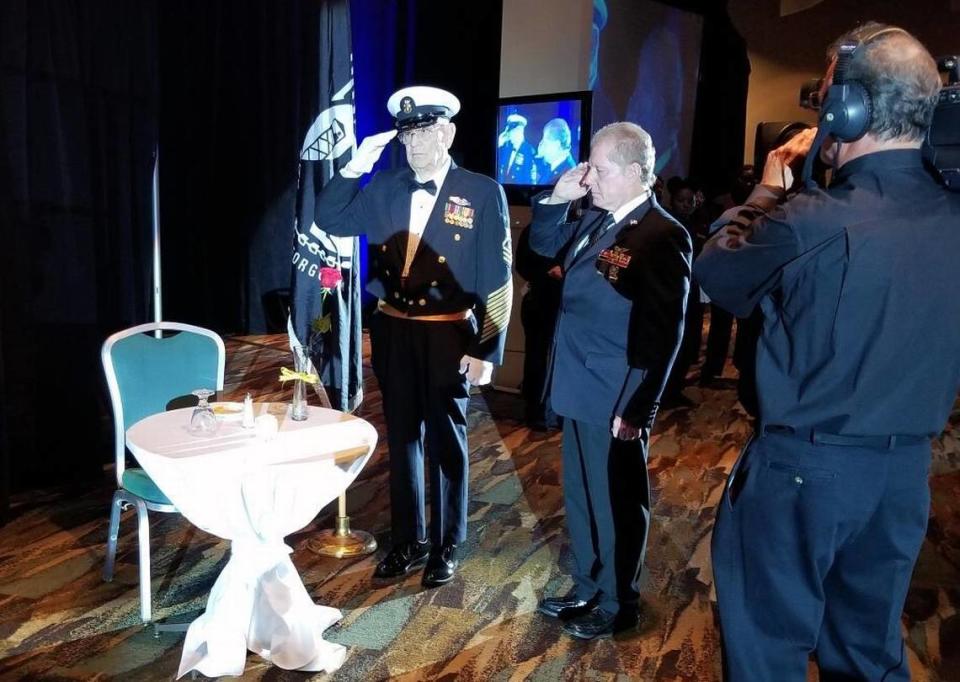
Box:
[319,267,342,290]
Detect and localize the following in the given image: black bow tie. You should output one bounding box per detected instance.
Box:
[409,179,437,195]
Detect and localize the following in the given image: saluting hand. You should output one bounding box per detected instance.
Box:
[344,129,398,176]
[546,162,591,203]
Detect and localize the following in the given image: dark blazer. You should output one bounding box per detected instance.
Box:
[530,194,691,428]
[498,141,536,184]
[315,163,512,364]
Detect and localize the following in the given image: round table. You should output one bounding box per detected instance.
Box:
[126,403,377,679]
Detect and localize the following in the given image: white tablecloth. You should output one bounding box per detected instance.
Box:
[126,404,377,679]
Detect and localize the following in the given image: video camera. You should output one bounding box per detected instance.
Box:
[797,55,960,191]
[924,56,959,190]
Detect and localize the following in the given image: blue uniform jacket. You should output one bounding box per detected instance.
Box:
[314,163,512,364]
[498,141,536,184]
[696,149,960,436]
[530,194,691,428]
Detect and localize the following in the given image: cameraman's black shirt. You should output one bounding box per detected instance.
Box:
[695,149,960,437]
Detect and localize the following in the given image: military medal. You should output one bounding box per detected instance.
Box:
[597,246,632,283]
[598,246,632,268]
[444,196,475,228]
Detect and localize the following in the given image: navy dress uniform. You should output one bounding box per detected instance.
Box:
[696,150,960,680]
[530,193,691,627]
[498,114,536,184]
[314,87,512,587]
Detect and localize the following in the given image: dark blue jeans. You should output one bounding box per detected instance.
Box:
[712,431,930,681]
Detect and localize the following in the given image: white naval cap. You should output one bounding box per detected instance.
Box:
[505,113,527,129]
[387,86,461,131]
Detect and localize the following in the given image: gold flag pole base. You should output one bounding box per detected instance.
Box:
[306,493,377,558]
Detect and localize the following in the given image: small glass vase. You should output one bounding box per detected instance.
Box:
[291,347,310,421]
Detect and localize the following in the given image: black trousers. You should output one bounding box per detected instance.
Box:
[562,418,650,614]
[664,283,703,398]
[520,292,559,423]
[369,312,472,546]
[701,303,734,380]
[713,432,929,681]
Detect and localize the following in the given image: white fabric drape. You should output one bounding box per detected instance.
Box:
[125,405,376,679]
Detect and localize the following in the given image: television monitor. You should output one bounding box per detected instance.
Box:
[495,91,592,205]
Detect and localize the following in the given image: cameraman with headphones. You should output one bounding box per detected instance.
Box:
[696,23,960,681]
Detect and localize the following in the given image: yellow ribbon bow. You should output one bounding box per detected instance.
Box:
[279,367,319,385]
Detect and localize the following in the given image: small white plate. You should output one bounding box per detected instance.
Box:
[210,402,244,421]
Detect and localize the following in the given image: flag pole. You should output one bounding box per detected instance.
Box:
[306,491,377,557]
[151,148,163,337]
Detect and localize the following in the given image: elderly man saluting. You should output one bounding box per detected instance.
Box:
[531,122,691,638]
[314,86,512,588]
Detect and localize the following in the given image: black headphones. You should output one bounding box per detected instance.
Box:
[818,26,907,142]
[801,26,908,187]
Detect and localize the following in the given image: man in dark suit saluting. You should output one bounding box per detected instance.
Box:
[314,86,512,588]
[530,122,691,639]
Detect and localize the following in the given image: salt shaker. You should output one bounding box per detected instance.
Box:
[241,392,256,429]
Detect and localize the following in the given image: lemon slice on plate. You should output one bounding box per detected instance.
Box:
[210,402,243,421]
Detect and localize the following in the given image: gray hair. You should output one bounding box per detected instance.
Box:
[543,118,572,150]
[830,22,941,142]
[591,122,656,188]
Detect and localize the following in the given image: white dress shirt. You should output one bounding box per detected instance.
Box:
[403,157,452,278]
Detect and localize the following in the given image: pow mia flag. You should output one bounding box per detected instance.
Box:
[289,0,362,411]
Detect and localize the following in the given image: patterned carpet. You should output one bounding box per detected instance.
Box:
[0,331,957,681]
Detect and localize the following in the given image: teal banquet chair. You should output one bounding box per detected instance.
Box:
[101,321,225,623]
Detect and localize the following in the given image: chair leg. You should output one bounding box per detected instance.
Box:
[103,491,124,582]
[134,499,152,623]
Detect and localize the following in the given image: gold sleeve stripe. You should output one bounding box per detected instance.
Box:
[486,287,510,304]
[502,234,512,265]
[485,297,510,311]
[482,304,510,325]
[487,281,511,299]
[479,281,512,343]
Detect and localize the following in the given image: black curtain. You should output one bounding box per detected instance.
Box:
[0,0,159,501]
[403,0,502,179]
[658,0,750,195]
[689,2,750,196]
[0,0,504,513]
[158,0,328,335]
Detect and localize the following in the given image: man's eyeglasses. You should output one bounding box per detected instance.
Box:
[398,125,439,145]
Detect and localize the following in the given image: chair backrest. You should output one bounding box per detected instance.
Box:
[101,322,225,487]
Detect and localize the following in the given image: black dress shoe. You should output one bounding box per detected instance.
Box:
[422,543,458,588]
[562,605,638,640]
[537,592,593,619]
[373,541,431,579]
